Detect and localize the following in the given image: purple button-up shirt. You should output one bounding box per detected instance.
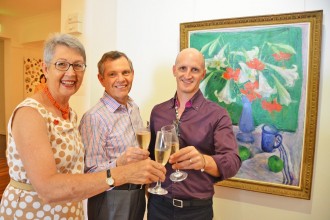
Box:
[149,90,241,199]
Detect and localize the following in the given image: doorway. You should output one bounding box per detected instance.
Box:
[0,38,9,199]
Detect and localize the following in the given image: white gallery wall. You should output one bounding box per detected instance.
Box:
[60,0,330,219]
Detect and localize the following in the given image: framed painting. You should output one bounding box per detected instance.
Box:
[180,10,322,199]
[23,57,44,97]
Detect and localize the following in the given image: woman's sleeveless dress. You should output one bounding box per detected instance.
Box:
[0,98,85,220]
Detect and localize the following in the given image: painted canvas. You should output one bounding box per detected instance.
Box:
[23,58,44,97]
[180,10,322,199]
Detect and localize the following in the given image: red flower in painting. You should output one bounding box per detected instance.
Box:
[246,58,265,71]
[223,67,240,82]
[261,99,282,112]
[53,119,59,125]
[273,52,292,61]
[240,81,262,102]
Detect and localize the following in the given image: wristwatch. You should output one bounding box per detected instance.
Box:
[106,169,114,187]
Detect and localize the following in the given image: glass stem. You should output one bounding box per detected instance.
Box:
[155,179,161,189]
[175,162,179,172]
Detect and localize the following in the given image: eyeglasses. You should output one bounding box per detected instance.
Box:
[53,61,86,72]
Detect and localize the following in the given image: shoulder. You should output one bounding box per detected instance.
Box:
[84,100,106,116]
[13,98,45,118]
[200,99,231,122]
[152,98,172,112]
[204,98,227,111]
[128,98,140,109]
[151,100,172,119]
[80,101,106,123]
[17,98,40,108]
[10,99,47,132]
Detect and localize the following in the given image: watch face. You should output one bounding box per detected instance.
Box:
[106,177,114,186]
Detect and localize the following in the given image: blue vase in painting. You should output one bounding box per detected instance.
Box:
[236,96,255,143]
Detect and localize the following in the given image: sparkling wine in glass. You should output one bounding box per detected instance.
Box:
[148,130,171,195]
[136,125,151,150]
[161,124,188,182]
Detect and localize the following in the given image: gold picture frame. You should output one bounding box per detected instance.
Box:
[180,10,322,199]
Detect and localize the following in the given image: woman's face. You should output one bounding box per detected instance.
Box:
[40,76,46,84]
[43,45,85,100]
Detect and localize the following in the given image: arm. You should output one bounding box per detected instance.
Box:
[211,111,242,180]
[13,107,165,204]
[169,146,221,177]
[79,113,114,172]
[79,111,149,169]
[169,110,241,179]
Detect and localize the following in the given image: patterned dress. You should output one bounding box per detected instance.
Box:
[0,98,85,220]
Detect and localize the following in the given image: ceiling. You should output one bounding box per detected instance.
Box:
[0,0,61,19]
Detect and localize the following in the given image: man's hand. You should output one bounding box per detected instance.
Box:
[169,146,205,171]
[117,147,150,166]
[113,158,167,185]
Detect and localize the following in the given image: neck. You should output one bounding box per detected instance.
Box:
[176,91,195,107]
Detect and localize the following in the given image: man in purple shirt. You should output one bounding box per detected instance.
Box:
[147,48,241,220]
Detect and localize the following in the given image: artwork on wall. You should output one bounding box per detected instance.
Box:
[23,58,44,97]
[180,10,322,199]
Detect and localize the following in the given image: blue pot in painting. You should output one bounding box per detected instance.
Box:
[236,96,255,143]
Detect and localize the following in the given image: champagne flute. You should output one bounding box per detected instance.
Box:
[136,122,151,150]
[148,130,172,195]
[161,124,188,182]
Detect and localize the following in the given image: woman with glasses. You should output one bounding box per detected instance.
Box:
[0,33,166,219]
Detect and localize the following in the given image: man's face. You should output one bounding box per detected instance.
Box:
[98,57,134,105]
[173,51,206,96]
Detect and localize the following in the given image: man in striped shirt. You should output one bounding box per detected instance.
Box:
[79,51,150,220]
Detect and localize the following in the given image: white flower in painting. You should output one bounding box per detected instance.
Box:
[266,63,299,87]
[230,46,259,61]
[206,44,228,70]
[256,72,277,98]
[200,72,215,95]
[214,80,236,104]
[238,62,258,83]
[271,74,292,106]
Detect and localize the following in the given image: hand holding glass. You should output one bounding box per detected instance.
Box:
[161,125,188,182]
[148,131,172,195]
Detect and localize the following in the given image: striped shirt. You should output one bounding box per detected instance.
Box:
[79,91,143,173]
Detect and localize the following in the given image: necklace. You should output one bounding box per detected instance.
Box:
[175,105,180,121]
[43,86,70,120]
[173,105,180,134]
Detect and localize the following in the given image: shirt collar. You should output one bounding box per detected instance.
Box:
[101,91,133,113]
[170,89,204,111]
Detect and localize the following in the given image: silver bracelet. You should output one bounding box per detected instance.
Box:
[200,154,206,172]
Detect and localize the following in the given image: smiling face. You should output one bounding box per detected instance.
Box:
[173,48,206,98]
[43,45,85,102]
[98,56,134,105]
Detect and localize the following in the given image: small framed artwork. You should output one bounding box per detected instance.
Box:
[23,57,44,97]
[180,10,322,199]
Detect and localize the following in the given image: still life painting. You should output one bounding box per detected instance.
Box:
[180,10,322,199]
